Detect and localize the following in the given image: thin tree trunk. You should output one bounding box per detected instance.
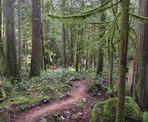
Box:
[41,27,46,71]
[75,39,80,72]
[116,0,130,121]
[18,0,22,71]
[0,0,3,56]
[96,0,105,75]
[97,47,103,74]
[0,0,3,80]
[61,0,66,69]
[70,25,74,65]
[62,23,66,68]
[109,47,114,88]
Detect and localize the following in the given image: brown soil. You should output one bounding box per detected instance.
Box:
[13,79,90,122]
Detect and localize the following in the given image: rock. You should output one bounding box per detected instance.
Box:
[82,98,86,103]
[60,116,65,120]
[64,111,70,118]
[38,118,47,122]
[78,112,83,115]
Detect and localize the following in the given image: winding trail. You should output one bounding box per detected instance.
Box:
[14,79,89,122]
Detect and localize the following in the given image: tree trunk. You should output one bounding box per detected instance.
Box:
[109,47,114,88]
[29,0,43,77]
[62,23,66,68]
[5,0,20,81]
[96,0,105,75]
[70,25,74,65]
[61,0,66,68]
[136,0,148,109]
[116,0,130,122]
[18,0,22,71]
[0,0,3,58]
[0,0,3,80]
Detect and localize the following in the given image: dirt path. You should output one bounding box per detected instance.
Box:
[14,79,89,122]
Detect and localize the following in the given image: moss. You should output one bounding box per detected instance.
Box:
[0,94,50,110]
[90,96,142,122]
[0,87,7,102]
[143,111,148,122]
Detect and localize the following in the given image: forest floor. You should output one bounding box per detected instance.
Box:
[13,78,107,122]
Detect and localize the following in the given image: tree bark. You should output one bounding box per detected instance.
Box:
[0,0,3,58]
[62,23,66,68]
[5,0,20,81]
[18,0,22,71]
[0,0,3,79]
[29,0,43,77]
[116,0,130,122]
[96,0,105,75]
[61,0,66,68]
[136,0,148,109]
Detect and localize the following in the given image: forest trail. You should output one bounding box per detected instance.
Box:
[14,79,89,122]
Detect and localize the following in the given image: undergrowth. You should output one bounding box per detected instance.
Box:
[0,70,92,121]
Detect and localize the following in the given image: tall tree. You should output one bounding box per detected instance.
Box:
[96,0,105,75]
[75,0,84,72]
[29,0,43,77]
[18,0,22,71]
[136,0,148,109]
[5,0,20,81]
[0,0,3,57]
[0,0,3,79]
[61,0,66,68]
[116,0,130,122]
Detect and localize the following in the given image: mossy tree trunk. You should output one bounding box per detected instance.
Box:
[29,0,43,78]
[0,0,2,51]
[5,0,20,81]
[0,0,4,80]
[96,0,105,75]
[116,0,130,122]
[61,0,66,69]
[70,25,74,66]
[136,0,148,109]
[0,0,3,61]
[75,1,84,72]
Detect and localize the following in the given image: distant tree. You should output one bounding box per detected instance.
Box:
[29,0,43,77]
[18,0,22,71]
[61,0,66,68]
[96,0,105,75]
[5,0,20,81]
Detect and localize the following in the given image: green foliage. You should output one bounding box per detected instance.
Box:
[0,70,79,121]
[88,74,108,96]
[143,111,148,122]
[90,96,142,122]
